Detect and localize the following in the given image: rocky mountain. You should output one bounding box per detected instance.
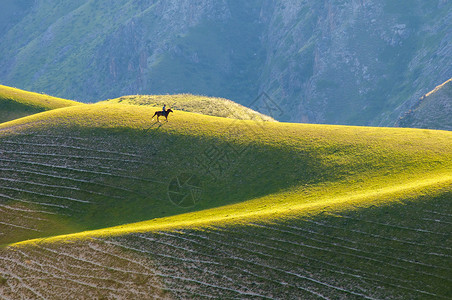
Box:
[0,0,451,126]
[397,78,452,130]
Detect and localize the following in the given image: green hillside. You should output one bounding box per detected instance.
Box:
[0,101,451,298]
[104,94,276,121]
[0,84,81,124]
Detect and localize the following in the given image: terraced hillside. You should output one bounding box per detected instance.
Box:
[0,102,451,298]
[0,85,81,124]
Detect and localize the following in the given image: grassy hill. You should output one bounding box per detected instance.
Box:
[0,101,451,298]
[0,84,81,124]
[104,94,276,121]
[397,78,452,131]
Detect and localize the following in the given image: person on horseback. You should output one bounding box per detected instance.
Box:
[152,106,173,122]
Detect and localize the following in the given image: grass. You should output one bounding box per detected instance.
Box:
[0,102,450,246]
[0,84,81,124]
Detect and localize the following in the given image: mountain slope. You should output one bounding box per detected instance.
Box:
[397,78,452,130]
[0,84,81,123]
[1,1,451,126]
[260,1,452,125]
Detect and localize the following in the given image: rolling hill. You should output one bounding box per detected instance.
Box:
[0,84,81,124]
[0,99,451,298]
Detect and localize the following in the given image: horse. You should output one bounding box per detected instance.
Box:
[152,108,173,122]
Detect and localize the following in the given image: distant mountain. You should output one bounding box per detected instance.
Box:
[397,78,452,130]
[0,0,451,126]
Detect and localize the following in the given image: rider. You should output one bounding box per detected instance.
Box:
[162,104,166,114]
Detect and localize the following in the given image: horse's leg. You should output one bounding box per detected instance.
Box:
[151,113,156,121]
